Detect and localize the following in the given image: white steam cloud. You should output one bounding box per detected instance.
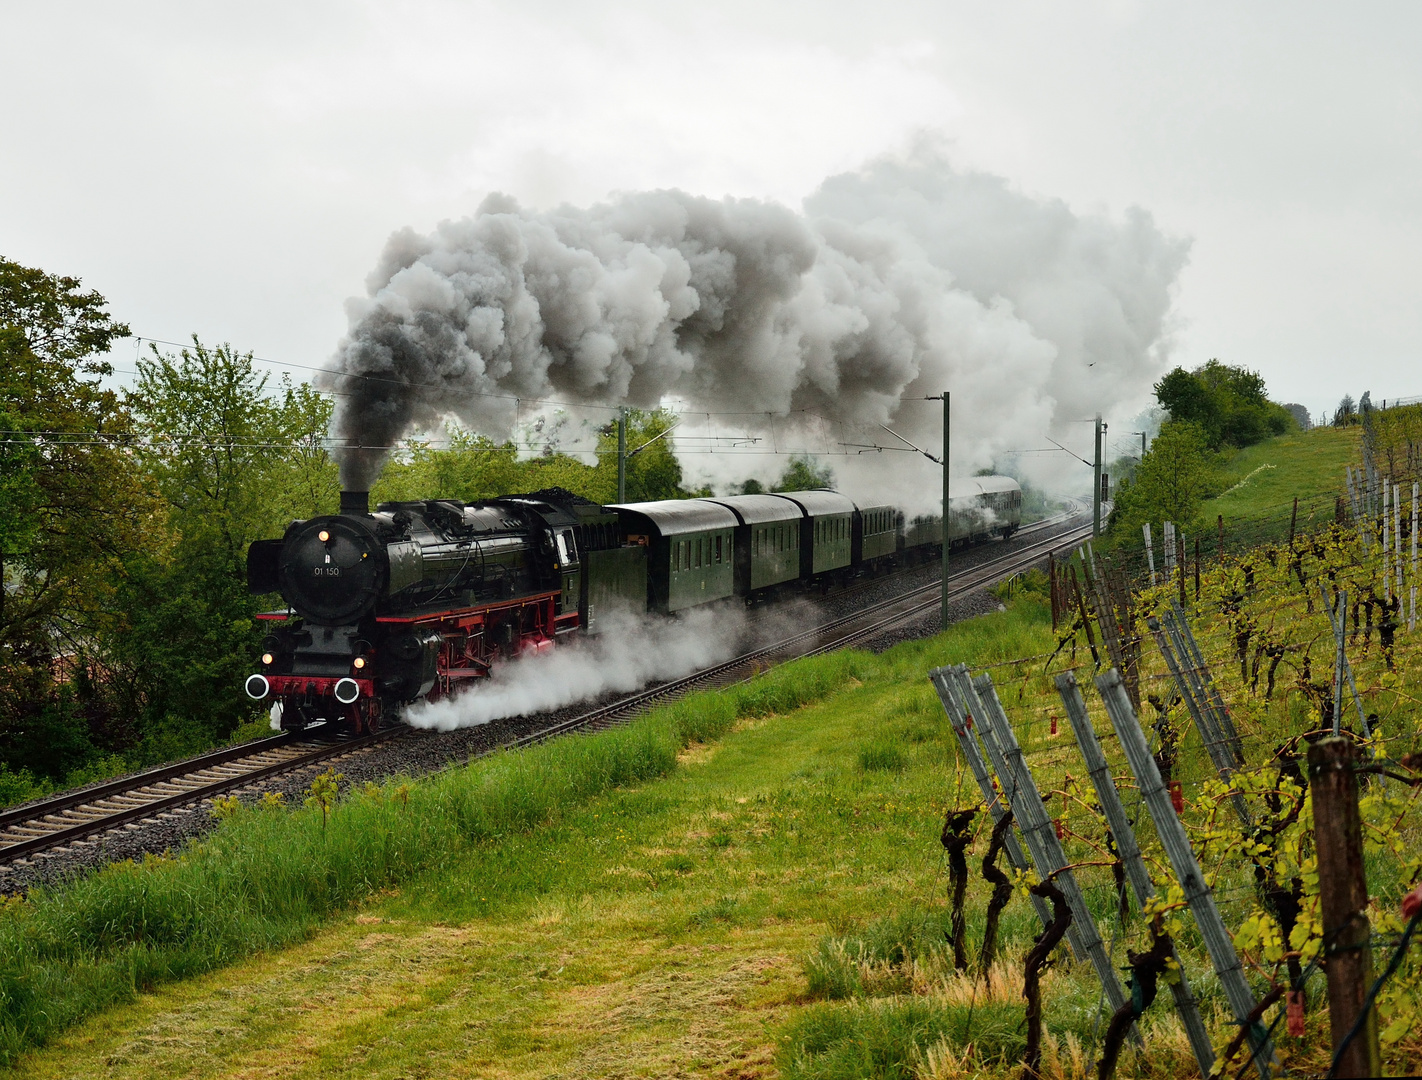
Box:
[321,144,1189,501]
[402,607,741,731]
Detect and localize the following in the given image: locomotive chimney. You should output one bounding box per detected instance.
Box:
[339,490,370,515]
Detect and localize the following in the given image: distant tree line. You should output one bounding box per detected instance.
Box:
[1108,359,1299,543]
[0,256,834,805]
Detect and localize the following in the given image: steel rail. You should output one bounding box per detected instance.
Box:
[0,729,400,864]
[0,730,306,832]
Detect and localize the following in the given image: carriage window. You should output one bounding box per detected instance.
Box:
[696,539,703,568]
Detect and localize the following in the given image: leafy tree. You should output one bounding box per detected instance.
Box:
[1333,394,1358,427]
[374,429,524,504]
[109,340,339,754]
[0,258,131,367]
[372,407,694,506]
[1108,421,1217,541]
[1154,360,1295,449]
[772,454,834,492]
[0,259,149,782]
[127,338,338,562]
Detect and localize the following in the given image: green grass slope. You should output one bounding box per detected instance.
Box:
[1203,424,1358,532]
[3,602,1066,1078]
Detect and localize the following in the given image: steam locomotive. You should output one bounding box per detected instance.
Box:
[243,479,1022,731]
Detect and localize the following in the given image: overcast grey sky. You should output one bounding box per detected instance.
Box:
[3,1,1418,425]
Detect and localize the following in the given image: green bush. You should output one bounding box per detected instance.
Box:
[0,766,48,809]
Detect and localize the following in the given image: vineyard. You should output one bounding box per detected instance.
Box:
[863,412,1422,1078]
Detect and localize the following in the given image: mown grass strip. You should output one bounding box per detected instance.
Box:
[0,635,915,1065]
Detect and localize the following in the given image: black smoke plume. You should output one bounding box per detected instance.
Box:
[320,147,1189,494]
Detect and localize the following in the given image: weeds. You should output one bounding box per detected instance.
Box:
[303,768,343,832]
[780,997,1028,1080]
[688,897,739,928]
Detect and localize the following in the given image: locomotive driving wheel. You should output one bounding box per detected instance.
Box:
[347,696,383,734]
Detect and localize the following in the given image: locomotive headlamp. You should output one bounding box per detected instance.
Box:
[352,656,366,669]
[261,652,275,666]
[318,529,331,542]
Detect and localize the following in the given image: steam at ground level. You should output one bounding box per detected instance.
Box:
[403,607,743,731]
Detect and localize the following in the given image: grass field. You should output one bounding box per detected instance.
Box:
[3,601,1088,1079]
[1201,424,1359,534]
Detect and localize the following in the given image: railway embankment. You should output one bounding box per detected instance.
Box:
[12,428,1418,1079]
[0,598,1054,1073]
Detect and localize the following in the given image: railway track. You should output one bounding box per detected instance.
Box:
[0,728,400,865]
[1,512,1088,868]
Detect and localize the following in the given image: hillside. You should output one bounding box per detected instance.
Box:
[1203,424,1360,531]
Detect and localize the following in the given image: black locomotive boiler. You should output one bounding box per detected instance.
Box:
[244,480,1021,730]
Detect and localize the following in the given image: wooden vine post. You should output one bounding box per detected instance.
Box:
[1307,737,1381,1079]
